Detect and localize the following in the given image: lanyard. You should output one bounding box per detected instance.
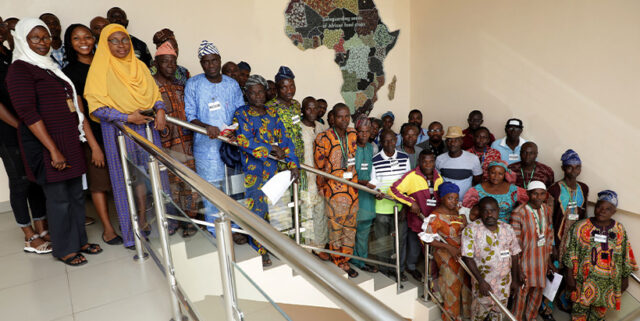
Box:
[333,128,349,168]
[520,164,536,189]
[560,180,580,214]
[526,204,545,236]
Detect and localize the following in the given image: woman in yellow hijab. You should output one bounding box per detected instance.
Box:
[85,24,176,249]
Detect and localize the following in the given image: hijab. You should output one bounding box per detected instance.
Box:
[84,24,161,122]
[12,18,86,142]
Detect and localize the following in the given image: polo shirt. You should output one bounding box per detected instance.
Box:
[491,137,527,165]
[370,150,411,214]
[435,151,482,199]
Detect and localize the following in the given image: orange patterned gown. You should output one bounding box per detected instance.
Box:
[314,128,359,266]
[426,211,471,321]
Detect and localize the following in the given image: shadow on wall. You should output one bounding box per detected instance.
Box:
[480,32,640,212]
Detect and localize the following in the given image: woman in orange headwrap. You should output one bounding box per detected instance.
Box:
[85,24,175,249]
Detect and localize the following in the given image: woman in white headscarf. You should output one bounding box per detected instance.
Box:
[6,18,103,266]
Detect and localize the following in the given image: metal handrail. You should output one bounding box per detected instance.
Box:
[115,122,405,321]
[632,273,640,285]
[165,115,396,202]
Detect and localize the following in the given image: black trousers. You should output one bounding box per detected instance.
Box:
[42,176,87,258]
[0,143,47,227]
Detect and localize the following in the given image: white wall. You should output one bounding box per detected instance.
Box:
[410,0,640,214]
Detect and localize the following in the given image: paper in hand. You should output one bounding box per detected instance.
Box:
[542,273,563,301]
[262,170,294,204]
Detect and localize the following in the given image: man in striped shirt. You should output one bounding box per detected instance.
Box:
[369,130,411,280]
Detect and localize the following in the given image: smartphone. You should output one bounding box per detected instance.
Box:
[140,109,155,117]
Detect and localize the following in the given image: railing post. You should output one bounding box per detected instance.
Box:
[146,124,184,321]
[216,216,243,321]
[293,181,300,245]
[117,132,148,262]
[423,243,430,302]
[394,205,402,291]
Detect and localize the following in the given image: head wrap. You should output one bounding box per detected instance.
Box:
[275,66,295,82]
[597,190,618,207]
[12,18,86,142]
[381,111,395,120]
[355,116,372,129]
[84,24,162,122]
[152,28,174,46]
[155,41,177,57]
[244,74,267,90]
[527,180,547,191]
[198,40,219,59]
[487,160,516,184]
[238,61,251,71]
[438,182,460,198]
[561,149,582,166]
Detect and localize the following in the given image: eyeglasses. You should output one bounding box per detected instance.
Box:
[427,129,443,133]
[107,37,131,46]
[28,36,52,44]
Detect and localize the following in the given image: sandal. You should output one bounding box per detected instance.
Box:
[360,264,379,273]
[340,264,359,278]
[103,234,123,245]
[39,230,51,242]
[232,233,248,244]
[182,225,198,238]
[24,234,52,254]
[262,253,272,267]
[167,225,178,236]
[59,253,87,266]
[80,243,103,255]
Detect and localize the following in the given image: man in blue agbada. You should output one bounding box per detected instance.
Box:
[184,40,244,237]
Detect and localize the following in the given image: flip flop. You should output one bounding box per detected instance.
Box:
[80,243,103,255]
[59,254,87,266]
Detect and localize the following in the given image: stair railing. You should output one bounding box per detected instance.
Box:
[164,115,406,291]
[115,121,405,321]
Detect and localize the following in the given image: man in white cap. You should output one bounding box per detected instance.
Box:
[491,118,527,165]
[184,40,244,239]
[510,180,556,321]
[435,126,482,199]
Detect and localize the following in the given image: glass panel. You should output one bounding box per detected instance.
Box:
[232,261,293,321]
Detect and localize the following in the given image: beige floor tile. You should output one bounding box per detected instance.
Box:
[67,255,167,312]
[0,251,66,290]
[0,274,73,321]
[74,288,173,321]
[51,315,75,321]
[0,211,19,232]
[0,226,31,258]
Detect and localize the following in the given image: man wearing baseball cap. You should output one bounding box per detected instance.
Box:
[491,118,528,165]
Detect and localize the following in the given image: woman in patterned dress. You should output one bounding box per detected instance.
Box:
[463,160,528,223]
[564,190,638,321]
[233,74,299,267]
[426,182,470,321]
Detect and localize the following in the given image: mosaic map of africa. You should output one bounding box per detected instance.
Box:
[285,0,399,116]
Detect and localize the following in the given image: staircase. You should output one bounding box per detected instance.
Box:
[143,225,441,320]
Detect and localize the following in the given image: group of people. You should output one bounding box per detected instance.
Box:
[0,8,636,321]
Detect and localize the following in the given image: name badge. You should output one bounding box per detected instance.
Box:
[508,154,519,161]
[537,234,546,247]
[426,199,437,207]
[568,213,579,221]
[208,101,222,111]
[594,234,607,243]
[500,250,510,259]
[360,163,369,171]
[347,158,356,167]
[343,172,353,179]
[292,115,301,124]
[390,160,399,168]
[568,201,577,209]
